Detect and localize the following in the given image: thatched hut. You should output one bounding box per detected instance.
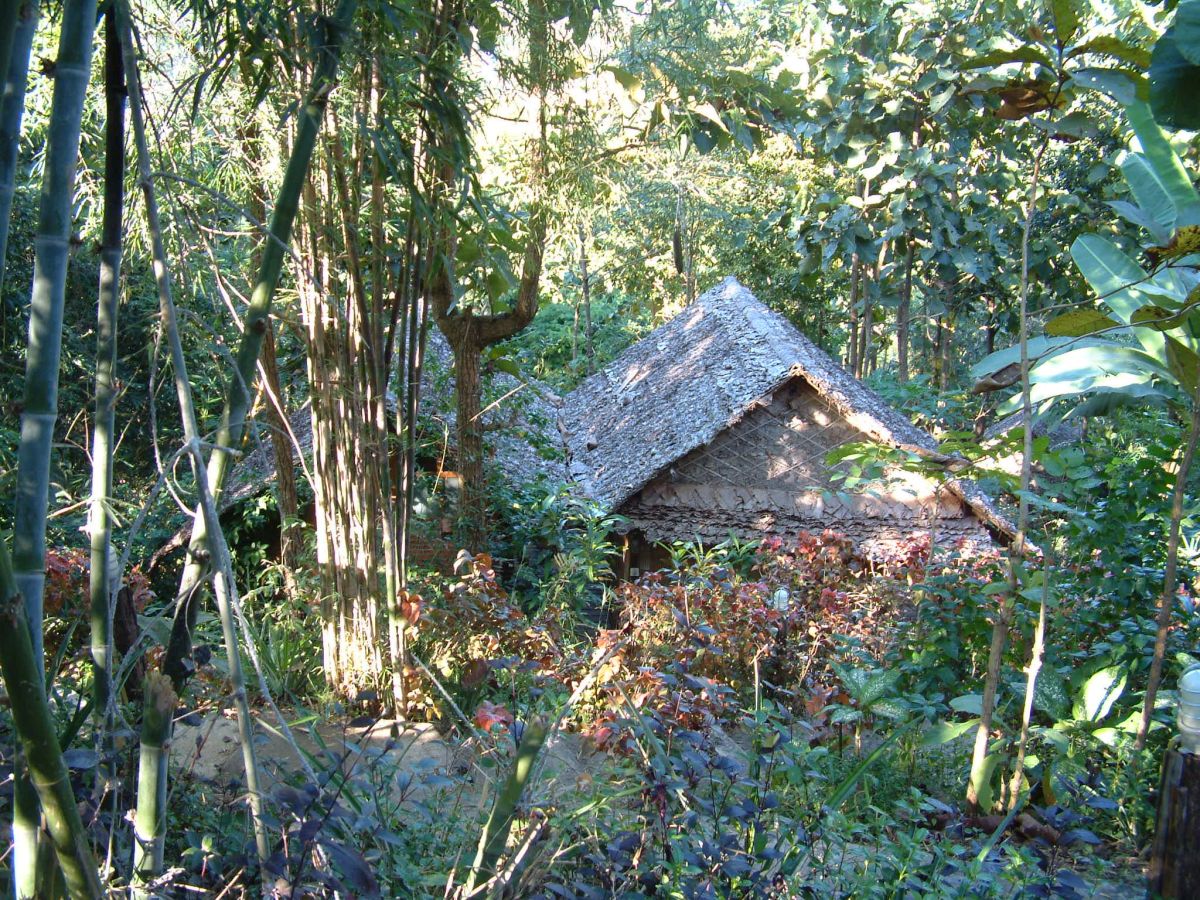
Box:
[558,277,1015,575]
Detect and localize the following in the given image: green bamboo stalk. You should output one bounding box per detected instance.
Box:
[116,1,271,882]
[10,2,96,893]
[0,537,103,899]
[164,0,359,687]
[194,456,272,874]
[11,0,92,667]
[0,7,19,122]
[130,670,174,898]
[89,5,126,795]
[0,0,39,297]
[464,718,548,896]
[115,10,198,889]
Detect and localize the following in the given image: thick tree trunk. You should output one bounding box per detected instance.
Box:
[453,328,486,551]
[261,317,301,596]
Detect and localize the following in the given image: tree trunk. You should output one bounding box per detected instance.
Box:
[453,327,487,551]
[898,237,914,383]
[847,253,860,375]
[580,221,594,374]
[261,317,301,596]
[985,295,997,356]
[967,133,1047,814]
[429,0,549,549]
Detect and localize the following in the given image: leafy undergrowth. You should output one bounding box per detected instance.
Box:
[134,529,1159,895]
[10,528,1169,896]
[153,699,1143,897]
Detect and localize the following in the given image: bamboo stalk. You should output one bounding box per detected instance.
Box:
[164,0,359,688]
[88,5,126,796]
[115,10,204,886]
[10,2,96,892]
[0,6,18,101]
[131,671,174,898]
[116,2,271,880]
[12,0,95,693]
[464,718,549,896]
[0,0,39,298]
[0,538,103,899]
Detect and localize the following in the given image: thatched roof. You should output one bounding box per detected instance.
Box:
[559,276,1017,541]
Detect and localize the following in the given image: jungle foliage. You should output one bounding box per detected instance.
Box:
[0,0,1198,895]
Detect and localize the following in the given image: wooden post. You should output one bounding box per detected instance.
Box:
[1149,742,1200,898]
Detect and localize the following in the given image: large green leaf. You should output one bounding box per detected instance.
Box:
[1149,30,1200,131]
[1071,234,1151,324]
[921,717,980,747]
[962,45,1055,70]
[859,668,902,707]
[1126,101,1198,206]
[1067,36,1151,69]
[1034,668,1071,722]
[1072,67,1146,106]
[1121,153,1178,238]
[1030,343,1175,390]
[1166,334,1200,391]
[1050,0,1081,45]
[1044,309,1119,337]
[1176,0,1200,66]
[1069,234,1174,369]
[970,335,1105,379]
